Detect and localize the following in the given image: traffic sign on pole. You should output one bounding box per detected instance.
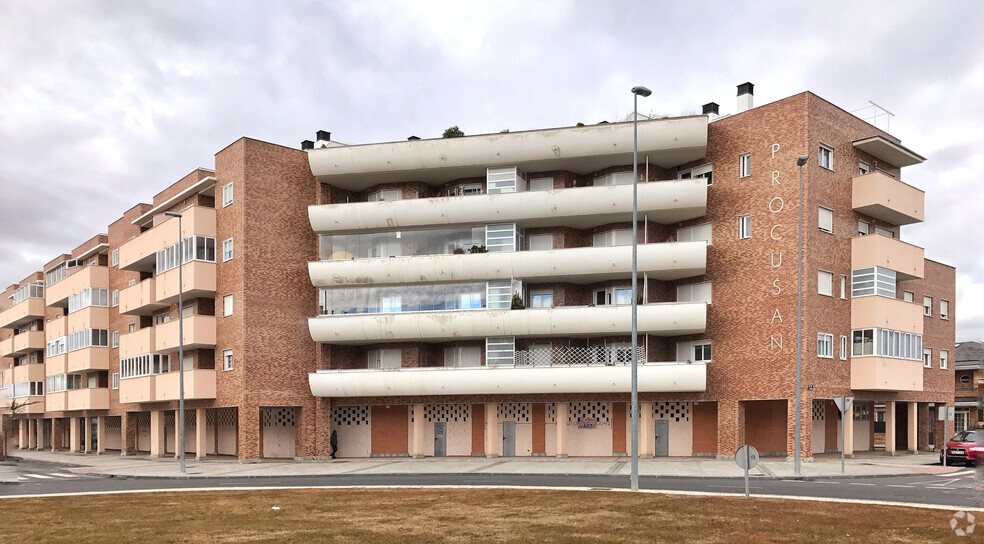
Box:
[833,397,854,474]
[735,445,759,498]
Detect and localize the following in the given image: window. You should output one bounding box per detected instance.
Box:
[529,177,553,192]
[819,144,833,169]
[155,312,170,325]
[486,223,521,252]
[594,171,635,186]
[222,183,233,207]
[923,296,932,316]
[486,280,512,310]
[679,164,712,186]
[112,289,119,307]
[593,229,633,247]
[676,281,712,304]
[452,183,483,196]
[940,350,948,370]
[530,290,553,308]
[222,238,233,262]
[739,153,751,178]
[528,234,553,251]
[111,373,119,390]
[676,223,712,244]
[112,331,119,348]
[840,275,847,299]
[817,333,833,358]
[874,226,894,238]
[119,353,169,379]
[319,282,488,315]
[46,262,68,286]
[818,270,833,297]
[486,337,515,366]
[903,291,913,302]
[858,161,870,175]
[594,286,633,306]
[444,346,481,367]
[368,189,403,202]
[738,214,751,239]
[941,300,949,320]
[68,287,109,313]
[223,349,234,371]
[111,249,118,267]
[818,207,833,233]
[960,374,972,386]
[223,294,233,316]
[858,221,869,236]
[155,235,216,274]
[677,340,711,363]
[852,328,922,360]
[840,335,848,360]
[923,348,932,368]
[128,323,136,333]
[852,267,896,298]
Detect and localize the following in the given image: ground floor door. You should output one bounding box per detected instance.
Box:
[262,407,297,459]
[502,421,516,457]
[654,420,669,457]
[90,419,98,452]
[434,422,447,457]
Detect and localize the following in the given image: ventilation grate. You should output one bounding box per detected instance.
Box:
[653,402,692,423]
[568,401,611,426]
[424,404,470,423]
[333,405,370,426]
[497,402,531,423]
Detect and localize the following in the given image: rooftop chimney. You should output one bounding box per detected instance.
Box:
[301,140,314,150]
[737,82,754,113]
[407,135,420,141]
[702,102,720,120]
[316,130,331,142]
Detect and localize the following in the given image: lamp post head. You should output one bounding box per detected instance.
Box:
[796,155,809,167]
[164,211,182,218]
[631,86,652,97]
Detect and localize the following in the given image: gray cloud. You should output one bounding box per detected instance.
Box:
[1,1,982,339]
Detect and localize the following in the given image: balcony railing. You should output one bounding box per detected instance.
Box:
[512,345,645,367]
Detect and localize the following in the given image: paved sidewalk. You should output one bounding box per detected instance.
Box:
[2,449,963,482]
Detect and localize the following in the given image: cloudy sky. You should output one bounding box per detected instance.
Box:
[1,1,982,339]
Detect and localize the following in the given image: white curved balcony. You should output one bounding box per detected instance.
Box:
[309,242,706,288]
[308,115,708,190]
[308,302,706,344]
[309,180,707,234]
[309,362,707,397]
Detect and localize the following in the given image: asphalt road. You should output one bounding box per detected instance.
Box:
[3,459,982,509]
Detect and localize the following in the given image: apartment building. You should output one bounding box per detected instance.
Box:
[1,85,956,461]
[954,341,984,430]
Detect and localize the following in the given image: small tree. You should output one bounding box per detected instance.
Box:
[1,398,39,460]
[442,126,465,138]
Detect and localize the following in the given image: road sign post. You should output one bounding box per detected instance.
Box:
[833,396,854,475]
[734,445,759,498]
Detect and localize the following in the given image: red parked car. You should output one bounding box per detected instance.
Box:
[940,430,984,466]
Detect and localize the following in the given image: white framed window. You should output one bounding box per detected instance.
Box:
[222,238,233,262]
[222,183,233,207]
[594,171,635,186]
[368,189,403,202]
[676,281,712,304]
[858,221,869,236]
[858,161,870,175]
[593,229,633,247]
[452,183,483,196]
[817,333,833,358]
[111,373,119,390]
[903,291,913,302]
[923,348,932,368]
[111,249,119,267]
[486,337,516,366]
[819,144,833,170]
[112,289,119,307]
[923,296,933,317]
[528,234,553,251]
[739,153,751,178]
[676,223,712,244]
[444,346,481,368]
[223,349,233,371]
[840,275,847,299]
[594,286,633,306]
[112,331,119,348]
[530,290,553,308]
[940,350,948,370]
[818,207,833,234]
[738,214,751,239]
[839,335,848,360]
[875,226,894,238]
[223,294,233,317]
[940,300,949,320]
[818,270,833,297]
[676,340,711,363]
[678,164,713,186]
[529,177,553,192]
[128,323,136,333]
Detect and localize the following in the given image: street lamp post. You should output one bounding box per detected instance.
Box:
[794,154,809,476]
[630,85,652,492]
[163,211,186,474]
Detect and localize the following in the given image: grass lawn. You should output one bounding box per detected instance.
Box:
[0,488,971,543]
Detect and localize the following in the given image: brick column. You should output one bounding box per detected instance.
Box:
[411,404,425,458]
[150,410,165,457]
[239,405,261,461]
[97,416,106,454]
[640,401,654,457]
[311,398,332,459]
[484,403,499,458]
[195,409,207,460]
[907,402,917,453]
[121,412,136,456]
[84,417,93,453]
[555,402,568,458]
[51,418,64,451]
[717,400,742,458]
[69,417,81,453]
[843,402,854,458]
[885,401,896,455]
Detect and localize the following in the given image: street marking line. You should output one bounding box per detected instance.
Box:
[50,473,78,478]
[23,474,53,479]
[885,485,914,488]
[848,483,875,486]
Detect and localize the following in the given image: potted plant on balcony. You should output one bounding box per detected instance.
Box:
[512,294,525,310]
[468,245,487,254]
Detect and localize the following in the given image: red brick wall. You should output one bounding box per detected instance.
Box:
[743,400,787,455]
[532,403,545,454]
[471,403,485,455]
[371,405,408,455]
[612,402,626,454]
[692,401,717,454]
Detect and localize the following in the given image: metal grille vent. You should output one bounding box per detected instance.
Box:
[105,416,121,430]
[216,408,237,427]
[653,402,691,423]
[813,400,825,421]
[545,403,557,424]
[333,405,370,426]
[263,407,296,427]
[164,413,175,427]
[137,413,151,427]
[424,404,469,423]
[206,410,216,426]
[497,402,531,423]
[568,401,611,426]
